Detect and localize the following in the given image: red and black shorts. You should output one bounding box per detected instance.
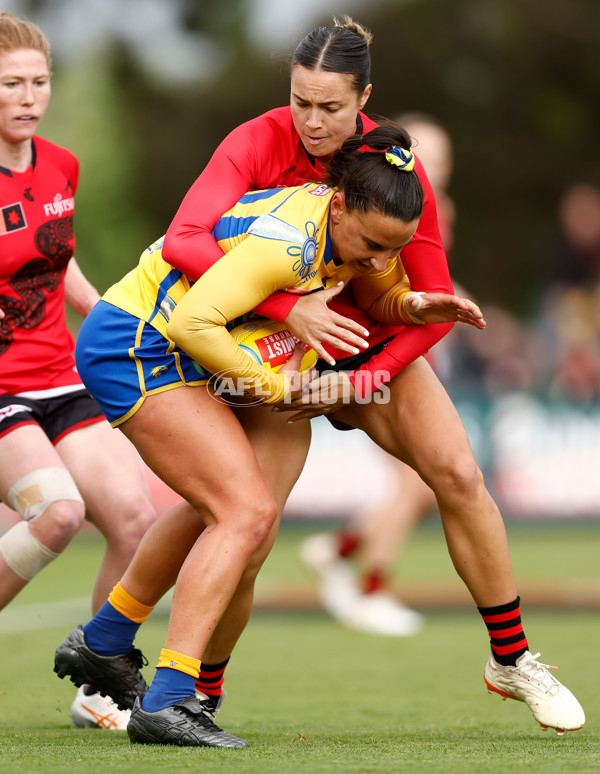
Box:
[0,388,105,444]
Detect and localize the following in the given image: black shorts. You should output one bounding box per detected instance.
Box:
[0,389,105,444]
[315,336,393,375]
[315,336,394,431]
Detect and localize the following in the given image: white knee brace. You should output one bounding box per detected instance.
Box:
[0,467,84,581]
[0,521,60,580]
[6,467,84,522]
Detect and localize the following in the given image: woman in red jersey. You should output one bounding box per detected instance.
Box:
[162,18,459,386]
[158,17,584,736]
[0,12,159,730]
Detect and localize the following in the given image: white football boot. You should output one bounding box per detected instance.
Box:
[299,532,361,618]
[337,590,424,637]
[299,532,345,576]
[484,650,585,734]
[70,684,131,730]
[300,533,423,636]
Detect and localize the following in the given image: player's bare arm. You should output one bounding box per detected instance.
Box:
[64,258,101,318]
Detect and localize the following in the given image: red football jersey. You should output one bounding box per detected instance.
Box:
[0,136,81,394]
[163,107,453,397]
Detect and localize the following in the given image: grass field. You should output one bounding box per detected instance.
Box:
[1,521,599,773]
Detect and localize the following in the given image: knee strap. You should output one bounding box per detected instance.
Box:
[6,467,84,522]
[0,521,60,581]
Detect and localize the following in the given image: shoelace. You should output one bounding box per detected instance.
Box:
[197,695,219,714]
[196,710,222,730]
[519,652,560,695]
[126,647,149,670]
[174,702,223,731]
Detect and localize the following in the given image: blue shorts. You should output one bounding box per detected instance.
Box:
[75,300,210,426]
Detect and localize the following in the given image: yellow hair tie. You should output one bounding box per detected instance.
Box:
[384,146,415,172]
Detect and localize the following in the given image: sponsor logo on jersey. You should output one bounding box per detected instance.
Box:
[0,202,27,235]
[308,184,331,197]
[43,193,75,218]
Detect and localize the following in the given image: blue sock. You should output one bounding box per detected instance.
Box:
[83,600,142,656]
[141,667,196,712]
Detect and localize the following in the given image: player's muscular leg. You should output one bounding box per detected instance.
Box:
[202,405,311,663]
[334,357,517,608]
[0,426,85,609]
[116,500,208,607]
[57,422,158,611]
[119,387,278,658]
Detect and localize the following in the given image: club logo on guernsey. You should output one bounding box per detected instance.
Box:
[0,202,26,235]
[288,221,319,281]
[247,215,320,282]
[0,404,33,423]
[43,193,75,218]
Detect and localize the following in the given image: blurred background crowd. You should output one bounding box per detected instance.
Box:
[3,0,600,519]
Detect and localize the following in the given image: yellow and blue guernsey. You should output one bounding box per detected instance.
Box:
[102,183,412,403]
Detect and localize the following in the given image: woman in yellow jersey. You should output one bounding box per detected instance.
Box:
[54,125,444,746]
[56,121,584,744]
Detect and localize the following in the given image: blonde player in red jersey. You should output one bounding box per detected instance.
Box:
[0,12,159,730]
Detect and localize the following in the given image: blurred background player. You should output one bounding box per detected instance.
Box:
[535,182,600,403]
[0,12,157,729]
[300,113,461,636]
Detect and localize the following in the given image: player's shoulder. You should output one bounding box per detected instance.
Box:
[246,106,292,129]
[34,136,79,189]
[229,106,294,145]
[34,136,78,167]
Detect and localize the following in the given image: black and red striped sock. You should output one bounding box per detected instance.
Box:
[478,596,528,666]
[195,657,229,697]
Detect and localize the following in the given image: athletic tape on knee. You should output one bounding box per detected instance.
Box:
[0,521,60,581]
[6,467,84,522]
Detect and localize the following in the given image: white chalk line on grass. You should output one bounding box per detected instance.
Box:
[0,592,173,633]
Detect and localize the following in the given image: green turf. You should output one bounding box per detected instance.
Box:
[0,523,599,773]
